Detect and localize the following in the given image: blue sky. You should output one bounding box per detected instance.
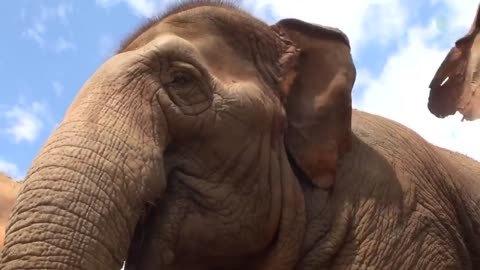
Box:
[0,1,140,178]
[1,0,479,179]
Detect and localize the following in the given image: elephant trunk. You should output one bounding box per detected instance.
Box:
[0,53,168,270]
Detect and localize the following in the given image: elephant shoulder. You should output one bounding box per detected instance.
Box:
[351,109,433,151]
[348,110,479,210]
[435,146,480,174]
[347,110,452,186]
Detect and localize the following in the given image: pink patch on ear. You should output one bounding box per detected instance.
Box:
[295,143,338,189]
[312,174,334,189]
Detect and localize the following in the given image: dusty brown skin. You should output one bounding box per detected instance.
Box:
[429,3,480,120]
[0,174,21,251]
[2,2,480,269]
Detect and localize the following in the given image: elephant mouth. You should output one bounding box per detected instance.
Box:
[125,198,164,267]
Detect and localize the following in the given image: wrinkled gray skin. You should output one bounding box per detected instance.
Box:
[2,2,480,270]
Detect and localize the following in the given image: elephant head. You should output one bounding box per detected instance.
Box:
[0,2,355,269]
[428,3,480,121]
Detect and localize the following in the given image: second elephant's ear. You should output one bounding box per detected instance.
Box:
[272,19,356,189]
[428,4,480,121]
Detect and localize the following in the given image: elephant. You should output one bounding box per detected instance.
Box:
[429,2,480,120]
[2,1,480,269]
[0,174,21,251]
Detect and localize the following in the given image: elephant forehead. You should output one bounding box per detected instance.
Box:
[119,5,283,84]
[168,25,261,82]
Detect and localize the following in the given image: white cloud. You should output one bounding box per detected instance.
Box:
[39,2,73,26]
[53,37,76,52]
[23,2,75,52]
[52,80,64,97]
[96,0,160,17]
[20,8,26,21]
[2,102,47,144]
[0,159,20,179]
[25,21,46,47]
[442,0,479,30]
[55,2,73,25]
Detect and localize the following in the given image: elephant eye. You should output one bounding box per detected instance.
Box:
[171,72,192,86]
[167,71,198,98]
[162,61,212,115]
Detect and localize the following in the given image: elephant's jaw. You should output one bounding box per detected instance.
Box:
[122,142,308,270]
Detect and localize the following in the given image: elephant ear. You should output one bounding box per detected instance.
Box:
[428,3,480,121]
[272,19,356,189]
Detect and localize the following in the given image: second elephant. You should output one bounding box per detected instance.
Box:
[0,174,21,251]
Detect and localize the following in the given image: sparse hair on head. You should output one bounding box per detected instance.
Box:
[117,0,244,52]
